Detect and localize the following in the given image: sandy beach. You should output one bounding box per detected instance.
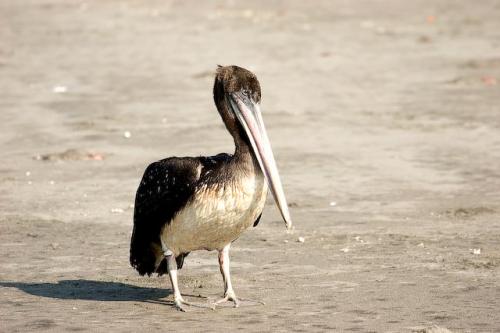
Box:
[1,0,500,332]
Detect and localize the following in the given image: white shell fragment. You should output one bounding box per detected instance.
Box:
[340,247,350,253]
[329,201,337,206]
[297,236,305,243]
[123,131,132,139]
[471,248,481,255]
[53,85,68,93]
[111,208,125,214]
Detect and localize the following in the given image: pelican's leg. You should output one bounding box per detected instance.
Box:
[166,253,214,312]
[214,244,265,308]
[214,244,239,307]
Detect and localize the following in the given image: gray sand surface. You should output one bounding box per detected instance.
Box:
[1,1,499,332]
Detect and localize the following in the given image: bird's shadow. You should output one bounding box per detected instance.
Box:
[0,279,175,302]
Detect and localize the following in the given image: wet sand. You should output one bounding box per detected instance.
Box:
[1,1,500,332]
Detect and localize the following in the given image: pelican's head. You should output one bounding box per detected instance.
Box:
[213,65,292,230]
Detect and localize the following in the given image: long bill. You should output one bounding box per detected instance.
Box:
[229,91,292,229]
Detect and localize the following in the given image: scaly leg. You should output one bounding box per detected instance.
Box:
[166,253,214,312]
[214,244,239,307]
[214,244,265,308]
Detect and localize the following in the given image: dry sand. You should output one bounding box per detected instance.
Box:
[1,0,500,332]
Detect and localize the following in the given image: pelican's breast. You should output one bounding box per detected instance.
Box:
[162,172,268,254]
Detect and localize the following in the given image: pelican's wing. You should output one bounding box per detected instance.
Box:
[130,157,202,276]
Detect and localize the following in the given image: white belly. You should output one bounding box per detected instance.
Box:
[162,173,268,254]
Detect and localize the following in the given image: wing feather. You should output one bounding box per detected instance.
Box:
[129,157,201,276]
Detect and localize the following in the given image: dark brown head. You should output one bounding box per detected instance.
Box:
[214,65,261,103]
[212,65,292,229]
[213,65,261,144]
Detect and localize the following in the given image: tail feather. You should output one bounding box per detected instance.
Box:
[130,227,189,276]
[129,227,162,276]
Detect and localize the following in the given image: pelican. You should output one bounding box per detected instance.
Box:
[130,65,292,311]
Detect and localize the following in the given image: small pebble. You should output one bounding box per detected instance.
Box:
[471,248,481,255]
[111,208,124,214]
[297,236,305,243]
[53,85,68,93]
[90,153,104,161]
[49,180,55,185]
[418,243,425,247]
[123,131,132,139]
[340,247,350,253]
[329,201,337,207]
[25,171,31,177]
[482,76,497,86]
[284,240,288,243]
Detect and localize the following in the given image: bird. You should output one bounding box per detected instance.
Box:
[129,65,292,311]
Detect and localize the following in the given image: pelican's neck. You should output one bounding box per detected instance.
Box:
[232,136,262,177]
